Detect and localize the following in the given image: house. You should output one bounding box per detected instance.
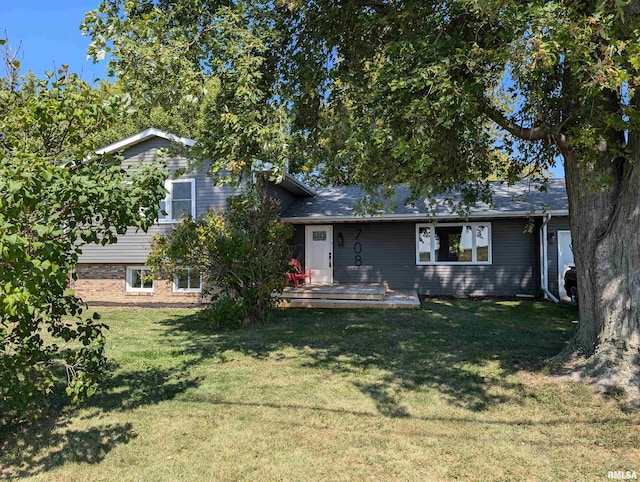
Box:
[74,128,312,305]
[281,182,572,301]
[74,129,574,305]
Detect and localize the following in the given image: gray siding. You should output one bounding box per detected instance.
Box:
[547,216,571,297]
[295,219,539,296]
[78,225,174,264]
[266,182,299,214]
[290,225,305,262]
[121,136,236,214]
[78,137,235,263]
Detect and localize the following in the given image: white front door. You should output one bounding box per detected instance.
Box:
[305,225,333,284]
[557,230,574,301]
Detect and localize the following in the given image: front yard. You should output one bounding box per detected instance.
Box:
[2,300,639,480]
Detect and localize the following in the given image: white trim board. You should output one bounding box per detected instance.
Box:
[96,128,196,155]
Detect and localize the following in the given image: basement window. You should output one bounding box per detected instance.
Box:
[126,266,154,292]
[173,269,202,292]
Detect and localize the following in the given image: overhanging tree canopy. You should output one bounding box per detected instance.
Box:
[84,0,640,396]
[0,42,169,421]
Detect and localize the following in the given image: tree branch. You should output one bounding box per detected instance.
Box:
[479,97,570,150]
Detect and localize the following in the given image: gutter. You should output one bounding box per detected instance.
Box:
[540,214,559,303]
[257,167,316,196]
[282,173,316,196]
[281,210,570,224]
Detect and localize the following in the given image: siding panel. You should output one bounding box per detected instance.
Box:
[78,225,174,263]
[316,219,538,296]
[78,136,236,263]
[290,225,306,262]
[266,183,298,214]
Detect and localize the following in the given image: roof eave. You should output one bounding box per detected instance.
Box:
[95,128,196,155]
[280,209,569,224]
[280,174,316,196]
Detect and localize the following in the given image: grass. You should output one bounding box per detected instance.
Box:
[2,300,639,480]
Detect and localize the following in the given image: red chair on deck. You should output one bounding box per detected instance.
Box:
[285,258,312,288]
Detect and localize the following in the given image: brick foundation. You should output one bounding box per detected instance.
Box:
[75,264,208,306]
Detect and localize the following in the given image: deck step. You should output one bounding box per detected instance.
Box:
[278,289,421,309]
[282,283,386,301]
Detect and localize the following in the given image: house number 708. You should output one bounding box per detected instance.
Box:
[354,229,362,266]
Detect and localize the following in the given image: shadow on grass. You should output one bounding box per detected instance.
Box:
[0,363,201,477]
[0,418,136,479]
[0,299,577,477]
[158,299,577,414]
[82,364,202,412]
[185,398,634,428]
[355,381,411,418]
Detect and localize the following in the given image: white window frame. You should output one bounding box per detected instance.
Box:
[158,178,196,223]
[126,266,154,292]
[172,268,203,293]
[416,222,492,266]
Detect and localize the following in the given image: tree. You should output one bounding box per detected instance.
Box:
[83,2,291,186]
[88,77,204,149]
[147,189,293,325]
[84,1,640,395]
[0,41,168,423]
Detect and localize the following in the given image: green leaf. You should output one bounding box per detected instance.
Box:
[0,58,166,419]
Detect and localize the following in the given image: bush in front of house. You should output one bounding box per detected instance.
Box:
[148,189,293,325]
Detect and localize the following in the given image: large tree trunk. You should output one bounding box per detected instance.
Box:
[561,142,640,396]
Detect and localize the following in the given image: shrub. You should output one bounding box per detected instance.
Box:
[148,189,293,325]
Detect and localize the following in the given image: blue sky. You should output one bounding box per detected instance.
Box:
[1,1,106,82]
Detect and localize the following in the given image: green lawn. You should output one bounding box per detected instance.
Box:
[2,300,639,480]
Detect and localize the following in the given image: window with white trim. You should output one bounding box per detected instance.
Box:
[416,222,492,265]
[173,268,202,292]
[158,179,196,223]
[126,266,154,292]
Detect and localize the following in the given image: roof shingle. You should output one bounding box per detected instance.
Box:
[281,178,568,221]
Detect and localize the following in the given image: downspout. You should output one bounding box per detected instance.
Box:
[539,219,545,296]
[540,214,559,303]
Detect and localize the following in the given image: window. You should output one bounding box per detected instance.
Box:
[416,222,491,265]
[159,179,196,223]
[173,269,202,292]
[126,266,154,292]
[312,231,327,241]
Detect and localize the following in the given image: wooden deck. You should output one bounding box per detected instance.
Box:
[278,283,420,309]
